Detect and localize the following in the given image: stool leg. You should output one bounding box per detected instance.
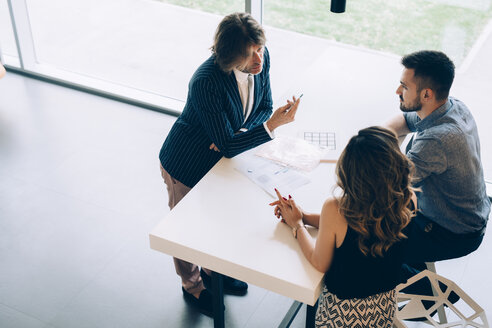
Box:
[425,262,447,324]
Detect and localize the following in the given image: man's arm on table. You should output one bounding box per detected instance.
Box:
[385,114,411,145]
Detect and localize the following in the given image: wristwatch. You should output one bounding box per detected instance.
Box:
[292,223,305,239]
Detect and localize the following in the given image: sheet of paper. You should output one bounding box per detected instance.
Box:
[301,131,341,163]
[235,154,310,198]
[255,135,324,172]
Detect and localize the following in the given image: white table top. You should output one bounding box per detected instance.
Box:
[149,50,403,306]
[150,151,339,306]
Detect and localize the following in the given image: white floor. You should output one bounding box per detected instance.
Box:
[0,71,320,328]
[0,66,491,328]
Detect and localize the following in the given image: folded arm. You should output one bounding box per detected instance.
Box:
[195,78,272,158]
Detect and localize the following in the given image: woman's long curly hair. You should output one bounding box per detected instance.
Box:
[336,126,414,257]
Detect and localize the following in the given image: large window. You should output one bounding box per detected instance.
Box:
[260,2,492,182]
[263,0,492,67]
[155,1,492,68]
[159,0,243,16]
[2,0,491,180]
[24,0,229,106]
[3,0,246,111]
[4,0,492,108]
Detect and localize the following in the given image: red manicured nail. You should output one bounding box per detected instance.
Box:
[289,195,292,199]
[282,197,287,201]
[274,188,278,191]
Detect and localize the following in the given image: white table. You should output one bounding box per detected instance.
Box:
[149,150,338,327]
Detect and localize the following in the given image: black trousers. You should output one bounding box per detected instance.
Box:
[399,212,485,297]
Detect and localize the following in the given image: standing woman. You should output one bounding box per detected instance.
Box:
[271,126,415,327]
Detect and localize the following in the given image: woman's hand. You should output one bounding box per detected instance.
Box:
[269,188,303,228]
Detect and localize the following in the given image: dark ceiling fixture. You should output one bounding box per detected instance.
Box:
[331,0,346,13]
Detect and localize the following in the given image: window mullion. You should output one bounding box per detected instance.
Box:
[7,0,37,70]
[246,0,263,25]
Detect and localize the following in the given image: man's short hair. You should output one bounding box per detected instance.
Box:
[401,50,455,101]
[212,12,266,73]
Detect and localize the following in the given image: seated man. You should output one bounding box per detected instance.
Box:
[386,50,490,283]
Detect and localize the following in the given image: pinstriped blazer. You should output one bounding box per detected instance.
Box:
[159,48,273,188]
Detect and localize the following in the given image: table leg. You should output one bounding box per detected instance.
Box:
[278,301,303,328]
[211,271,225,328]
[305,300,318,328]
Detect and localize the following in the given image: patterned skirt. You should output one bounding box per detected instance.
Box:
[315,285,396,328]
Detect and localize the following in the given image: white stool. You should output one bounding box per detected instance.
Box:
[425,262,448,324]
[394,269,489,327]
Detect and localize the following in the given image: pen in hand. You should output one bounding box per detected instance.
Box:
[286,94,303,112]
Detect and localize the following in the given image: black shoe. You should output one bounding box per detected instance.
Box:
[200,269,248,296]
[399,305,435,322]
[400,279,460,322]
[182,287,215,317]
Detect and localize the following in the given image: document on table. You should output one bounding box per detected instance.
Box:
[235,154,310,198]
[255,135,324,172]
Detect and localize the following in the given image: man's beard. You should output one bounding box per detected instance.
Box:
[399,95,422,112]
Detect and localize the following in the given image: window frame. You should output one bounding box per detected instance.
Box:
[4,0,263,116]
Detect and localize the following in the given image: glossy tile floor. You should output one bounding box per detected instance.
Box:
[0,72,314,328]
[0,72,490,327]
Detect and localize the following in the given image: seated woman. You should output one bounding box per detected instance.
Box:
[271,126,415,328]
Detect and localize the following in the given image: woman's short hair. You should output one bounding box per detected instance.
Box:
[336,126,414,257]
[211,12,266,73]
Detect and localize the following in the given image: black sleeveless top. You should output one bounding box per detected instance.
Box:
[324,225,405,299]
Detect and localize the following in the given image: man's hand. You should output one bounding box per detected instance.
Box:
[209,143,220,152]
[266,95,301,132]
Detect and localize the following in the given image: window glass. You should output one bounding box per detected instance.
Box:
[263,0,492,180]
[0,0,19,64]
[264,0,492,67]
[25,0,242,102]
[158,0,243,15]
